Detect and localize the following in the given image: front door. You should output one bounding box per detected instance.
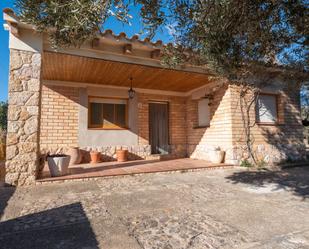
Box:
[149,102,169,154]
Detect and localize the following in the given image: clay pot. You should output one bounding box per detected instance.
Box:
[210,150,225,164]
[90,151,101,164]
[47,155,70,177]
[116,149,128,162]
[68,147,82,166]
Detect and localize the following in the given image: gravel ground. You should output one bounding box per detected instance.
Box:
[0,166,308,249]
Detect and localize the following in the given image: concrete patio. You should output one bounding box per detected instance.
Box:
[0,166,308,248]
[38,158,233,183]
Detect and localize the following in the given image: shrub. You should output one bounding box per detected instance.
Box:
[240,159,253,168]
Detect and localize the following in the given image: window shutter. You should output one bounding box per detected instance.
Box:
[198,98,210,126]
[256,94,278,123]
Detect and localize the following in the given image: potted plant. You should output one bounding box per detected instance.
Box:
[47,154,70,177]
[116,149,128,162]
[90,150,101,164]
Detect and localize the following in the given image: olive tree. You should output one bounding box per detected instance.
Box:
[16,0,308,74]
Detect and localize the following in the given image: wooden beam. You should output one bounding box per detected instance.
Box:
[151,49,161,59]
[123,44,132,54]
[8,23,19,37]
[92,38,100,48]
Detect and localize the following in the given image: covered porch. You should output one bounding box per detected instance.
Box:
[38,48,231,181]
[4,8,234,185]
[38,31,229,170]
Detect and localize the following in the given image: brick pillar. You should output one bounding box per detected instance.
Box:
[5,49,42,186]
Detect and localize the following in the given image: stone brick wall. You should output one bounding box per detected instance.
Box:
[40,84,79,154]
[229,84,305,164]
[186,82,305,164]
[5,49,41,185]
[137,93,187,157]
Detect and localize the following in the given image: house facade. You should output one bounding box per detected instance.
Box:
[3,9,306,186]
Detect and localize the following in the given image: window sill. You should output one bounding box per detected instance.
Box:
[256,122,284,126]
[193,125,210,129]
[88,127,129,130]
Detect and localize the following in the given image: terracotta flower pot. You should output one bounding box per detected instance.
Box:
[47,155,70,177]
[90,151,101,164]
[116,149,128,162]
[68,147,82,166]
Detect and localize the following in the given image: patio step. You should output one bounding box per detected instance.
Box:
[145,154,173,161]
[145,154,161,160]
[37,158,234,184]
[145,154,176,161]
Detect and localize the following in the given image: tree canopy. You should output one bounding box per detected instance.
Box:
[16,0,308,78]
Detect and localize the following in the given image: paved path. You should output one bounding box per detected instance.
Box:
[0,166,309,249]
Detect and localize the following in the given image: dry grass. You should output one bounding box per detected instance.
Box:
[0,129,6,162]
[0,143,5,161]
[0,160,4,183]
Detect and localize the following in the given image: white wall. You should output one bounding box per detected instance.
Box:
[9,28,43,52]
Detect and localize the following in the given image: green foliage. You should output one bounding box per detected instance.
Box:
[240,159,253,168]
[0,102,8,132]
[142,0,308,79]
[161,44,187,68]
[164,0,308,78]
[16,0,308,77]
[16,0,131,48]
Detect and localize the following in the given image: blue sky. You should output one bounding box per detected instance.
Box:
[0,1,172,102]
[0,1,14,102]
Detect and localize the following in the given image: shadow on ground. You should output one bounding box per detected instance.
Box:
[225,167,309,199]
[0,202,99,249]
[0,186,15,219]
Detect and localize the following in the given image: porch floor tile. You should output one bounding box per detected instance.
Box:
[37,158,233,182]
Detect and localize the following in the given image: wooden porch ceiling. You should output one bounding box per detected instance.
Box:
[42,52,211,92]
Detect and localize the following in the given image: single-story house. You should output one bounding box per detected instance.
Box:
[3,8,306,186]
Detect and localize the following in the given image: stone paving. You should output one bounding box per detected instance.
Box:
[0,166,309,249]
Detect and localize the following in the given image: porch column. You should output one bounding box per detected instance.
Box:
[5,27,43,185]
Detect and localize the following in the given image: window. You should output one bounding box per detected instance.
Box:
[198,98,210,127]
[89,97,128,129]
[256,94,278,124]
